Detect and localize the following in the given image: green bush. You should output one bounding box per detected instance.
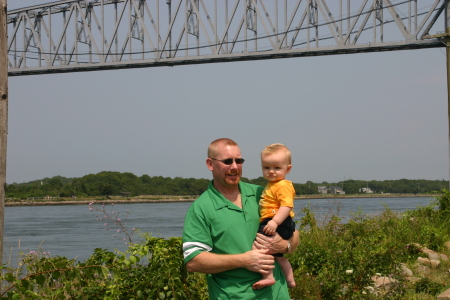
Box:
[288,197,450,299]
[1,236,207,300]
[436,189,450,212]
[415,278,444,295]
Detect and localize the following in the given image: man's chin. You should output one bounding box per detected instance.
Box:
[225,176,240,186]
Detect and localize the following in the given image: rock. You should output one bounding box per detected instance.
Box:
[421,248,440,260]
[444,241,450,252]
[417,257,440,268]
[371,275,398,291]
[431,259,441,268]
[400,264,413,277]
[409,243,449,261]
[437,288,450,300]
[414,264,431,275]
[405,276,421,282]
[417,257,430,265]
[409,242,421,249]
[421,248,449,261]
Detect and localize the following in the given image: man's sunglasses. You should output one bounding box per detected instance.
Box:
[209,158,245,165]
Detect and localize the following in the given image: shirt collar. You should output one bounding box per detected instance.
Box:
[208,181,255,210]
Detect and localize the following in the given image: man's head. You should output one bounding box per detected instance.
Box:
[261,143,292,183]
[207,138,244,190]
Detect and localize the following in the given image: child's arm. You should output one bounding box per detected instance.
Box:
[263,206,292,235]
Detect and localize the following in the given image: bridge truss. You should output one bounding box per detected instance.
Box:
[6,0,447,76]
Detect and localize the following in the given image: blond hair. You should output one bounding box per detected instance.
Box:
[208,138,239,158]
[261,143,291,164]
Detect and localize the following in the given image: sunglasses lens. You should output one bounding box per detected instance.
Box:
[222,159,234,165]
[212,158,245,165]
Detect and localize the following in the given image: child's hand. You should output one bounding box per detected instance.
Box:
[263,220,278,235]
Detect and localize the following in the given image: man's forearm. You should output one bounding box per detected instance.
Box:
[186,249,275,274]
[186,252,245,274]
[287,230,299,254]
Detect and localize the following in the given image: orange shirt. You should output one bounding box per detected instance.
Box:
[259,180,295,221]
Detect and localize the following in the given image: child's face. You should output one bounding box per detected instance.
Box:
[261,150,292,182]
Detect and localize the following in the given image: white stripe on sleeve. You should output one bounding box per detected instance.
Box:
[182,242,212,259]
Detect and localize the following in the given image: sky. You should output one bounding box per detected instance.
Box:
[4,0,449,184]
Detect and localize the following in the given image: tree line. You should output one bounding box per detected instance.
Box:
[5,171,449,199]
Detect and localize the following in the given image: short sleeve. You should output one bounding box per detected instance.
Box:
[275,182,295,208]
[182,207,213,264]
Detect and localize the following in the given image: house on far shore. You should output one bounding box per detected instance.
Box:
[330,186,345,195]
[359,187,373,193]
[318,186,328,194]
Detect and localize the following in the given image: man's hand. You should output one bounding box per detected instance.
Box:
[254,232,286,254]
[263,220,278,235]
[254,231,299,255]
[242,249,275,274]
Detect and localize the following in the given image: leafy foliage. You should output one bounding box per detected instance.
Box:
[1,236,207,300]
[6,172,449,199]
[6,172,210,199]
[414,277,445,295]
[287,194,450,299]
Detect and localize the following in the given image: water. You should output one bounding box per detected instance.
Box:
[3,196,434,264]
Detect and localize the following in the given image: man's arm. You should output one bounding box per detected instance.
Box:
[255,230,299,255]
[186,249,275,274]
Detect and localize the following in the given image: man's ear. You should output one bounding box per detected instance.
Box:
[206,158,214,171]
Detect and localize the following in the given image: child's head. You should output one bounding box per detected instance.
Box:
[261,143,292,182]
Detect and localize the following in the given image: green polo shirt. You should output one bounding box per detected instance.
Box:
[182,181,290,300]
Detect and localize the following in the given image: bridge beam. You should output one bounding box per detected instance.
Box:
[6,0,447,76]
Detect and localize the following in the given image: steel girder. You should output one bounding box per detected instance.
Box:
[6,0,446,76]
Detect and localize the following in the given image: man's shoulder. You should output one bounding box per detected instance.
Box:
[191,187,215,206]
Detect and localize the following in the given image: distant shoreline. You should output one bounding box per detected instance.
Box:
[4,193,435,207]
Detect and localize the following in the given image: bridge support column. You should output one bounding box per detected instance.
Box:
[0,0,8,266]
[447,0,450,190]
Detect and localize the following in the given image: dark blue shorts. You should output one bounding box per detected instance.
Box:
[258,216,295,257]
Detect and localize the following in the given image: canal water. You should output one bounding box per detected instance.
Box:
[3,196,435,265]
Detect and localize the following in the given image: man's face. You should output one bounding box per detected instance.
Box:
[207,144,243,188]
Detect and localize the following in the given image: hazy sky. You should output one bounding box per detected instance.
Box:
[5,1,449,184]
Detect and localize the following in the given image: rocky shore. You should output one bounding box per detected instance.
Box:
[4,193,434,207]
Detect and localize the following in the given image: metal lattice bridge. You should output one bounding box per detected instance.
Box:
[6,0,447,76]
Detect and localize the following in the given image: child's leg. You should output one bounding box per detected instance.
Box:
[276,257,296,288]
[252,239,275,289]
[252,268,275,289]
[253,221,277,289]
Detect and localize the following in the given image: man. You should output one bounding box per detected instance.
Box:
[182,138,299,299]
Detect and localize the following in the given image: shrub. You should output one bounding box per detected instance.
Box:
[415,278,444,295]
[289,199,450,299]
[436,189,450,212]
[0,236,208,300]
